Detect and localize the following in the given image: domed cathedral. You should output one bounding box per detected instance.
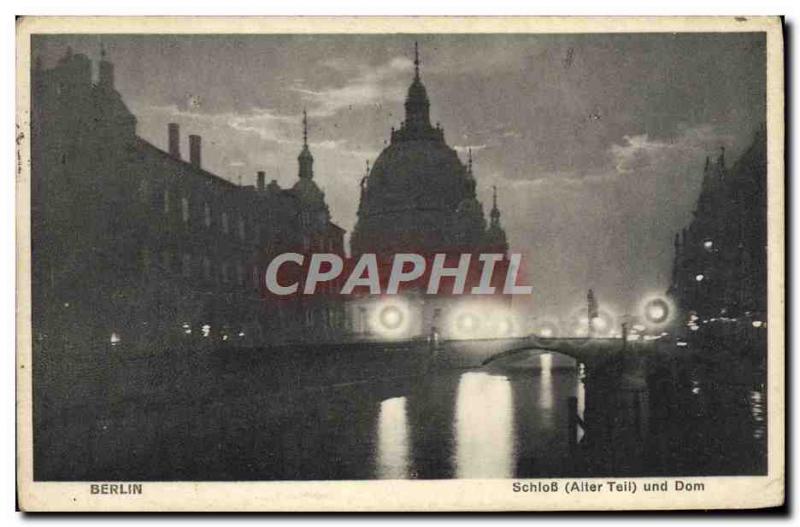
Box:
[347,43,513,340]
[350,43,507,257]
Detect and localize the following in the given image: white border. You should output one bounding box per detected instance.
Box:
[12,14,785,514]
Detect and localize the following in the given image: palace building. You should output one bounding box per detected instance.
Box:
[31,46,345,349]
[31,43,519,347]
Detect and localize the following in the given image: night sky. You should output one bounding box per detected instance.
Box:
[34,33,766,320]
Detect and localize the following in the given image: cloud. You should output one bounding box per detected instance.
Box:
[483,123,740,319]
[497,124,733,196]
[453,144,487,153]
[611,124,735,177]
[521,172,620,190]
[290,56,413,117]
[130,102,306,146]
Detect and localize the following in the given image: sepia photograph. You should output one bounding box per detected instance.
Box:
[15,16,784,511]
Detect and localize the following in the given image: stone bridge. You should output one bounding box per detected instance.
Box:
[437,335,658,369]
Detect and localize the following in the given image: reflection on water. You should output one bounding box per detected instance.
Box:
[372,352,578,479]
[38,345,767,481]
[576,363,586,443]
[539,353,554,411]
[453,372,515,478]
[376,397,410,479]
[749,388,766,441]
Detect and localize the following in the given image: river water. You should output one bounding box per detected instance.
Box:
[35,346,767,480]
[195,349,766,481]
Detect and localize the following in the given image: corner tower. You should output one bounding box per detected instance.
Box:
[484,185,509,254]
[298,109,314,179]
[291,110,330,232]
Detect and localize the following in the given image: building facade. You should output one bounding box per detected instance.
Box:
[31,47,345,350]
[667,127,767,323]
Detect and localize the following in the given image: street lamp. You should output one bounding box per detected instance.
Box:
[644,298,670,325]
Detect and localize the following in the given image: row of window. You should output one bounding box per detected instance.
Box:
[304,306,344,330]
[301,234,340,254]
[140,180,259,242]
[143,247,257,287]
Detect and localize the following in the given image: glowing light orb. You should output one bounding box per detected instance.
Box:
[703,240,713,251]
[567,305,617,338]
[638,295,675,328]
[379,305,404,330]
[644,298,669,324]
[533,320,560,339]
[370,299,413,339]
[496,318,512,336]
[457,312,480,334]
[695,274,705,282]
[447,302,519,339]
[752,320,764,328]
[572,325,587,337]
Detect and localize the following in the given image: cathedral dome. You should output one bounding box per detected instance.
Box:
[362,139,470,214]
[456,195,484,217]
[452,196,487,248]
[351,43,505,257]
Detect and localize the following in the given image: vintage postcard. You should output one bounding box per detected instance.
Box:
[16,16,784,511]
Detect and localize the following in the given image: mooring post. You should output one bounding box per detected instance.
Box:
[426,325,439,372]
[621,322,628,354]
[567,396,578,453]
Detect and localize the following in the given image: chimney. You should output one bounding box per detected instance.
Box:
[168,123,181,159]
[257,171,266,192]
[189,134,201,168]
[98,60,114,88]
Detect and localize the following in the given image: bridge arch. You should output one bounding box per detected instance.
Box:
[480,345,580,367]
[439,335,638,369]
